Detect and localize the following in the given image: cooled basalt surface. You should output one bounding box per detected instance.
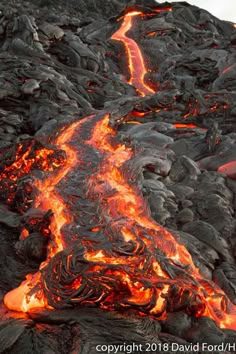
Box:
[0,0,236,353]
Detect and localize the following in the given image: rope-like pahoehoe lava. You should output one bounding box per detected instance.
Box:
[2,9,236,330]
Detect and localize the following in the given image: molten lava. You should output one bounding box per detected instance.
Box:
[2,112,236,329]
[111,11,155,96]
[4,117,92,311]
[173,123,198,129]
[218,161,236,179]
[2,8,236,331]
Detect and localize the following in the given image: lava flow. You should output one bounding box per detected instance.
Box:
[111,11,155,96]
[2,8,236,331]
[2,112,236,329]
[3,116,92,311]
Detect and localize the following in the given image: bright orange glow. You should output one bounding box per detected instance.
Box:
[130,110,151,117]
[2,144,61,179]
[153,8,172,13]
[173,123,207,131]
[218,161,236,179]
[20,228,29,240]
[4,116,93,312]
[86,114,193,262]
[34,118,91,258]
[4,273,49,312]
[125,121,142,125]
[3,113,236,329]
[173,123,198,129]
[2,8,236,331]
[111,12,155,96]
[84,114,236,329]
[147,31,156,36]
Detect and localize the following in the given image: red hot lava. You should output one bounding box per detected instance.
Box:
[111,11,155,96]
[2,8,236,331]
[2,112,236,330]
[218,161,236,179]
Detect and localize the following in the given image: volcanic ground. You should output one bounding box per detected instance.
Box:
[0,0,236,353]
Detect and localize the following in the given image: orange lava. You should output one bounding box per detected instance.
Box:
[4,116,92,312]
[153,7,172,13]
[86,114,194,264]
[4,273,49,312]
[173,123,198,129]
[125,121,142,125]
[84,114,236,329]
[34,119,87,258]
[2,144,59,179]
[111,11,155,96]
[147,31,156,36]
[130,110,151,117]
[3,113,236,329]
[218,161,236,179]
[3,9,236,331]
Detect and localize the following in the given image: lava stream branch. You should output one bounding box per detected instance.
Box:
[3,116,92,312]
[83,114,236,329]
[111,11,155,96]
[34,119,90,258]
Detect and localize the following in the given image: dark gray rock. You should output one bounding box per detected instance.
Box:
[182,220,232,260]
[213,263,236,304]
[181,199,193,208]
[168,184,194,200]
[177,208,194,224]
[0,204,20,228]
[197,171,233,201]
[132,131,173,148]
[21,78,40,94]
[162,311,191,337]
[39,22,64,40]
[170,138,206,160]
[189,192,234,238]
[169,156,201,182]
[183,317,225,344]
[173,230,218,279]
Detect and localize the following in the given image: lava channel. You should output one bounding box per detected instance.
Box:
[2,9,236,331]
[111,11,155,96]
[3,116,92,312]
[1,112,236,330]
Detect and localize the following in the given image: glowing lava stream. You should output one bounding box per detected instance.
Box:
[4,116,92,312]
[84,114,236,329]
[85,115,194,264]
[3,10,236,330]
[3,113,236,329]
[111,11,155,96]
